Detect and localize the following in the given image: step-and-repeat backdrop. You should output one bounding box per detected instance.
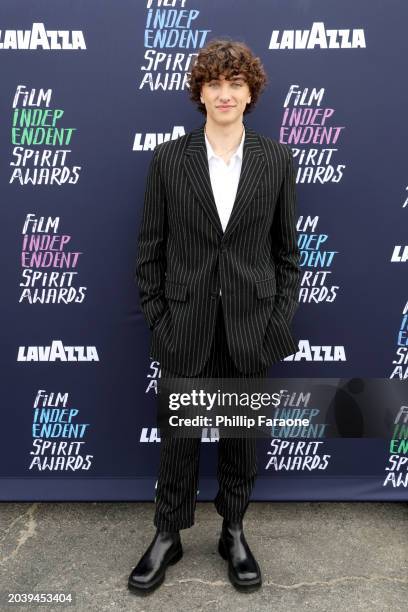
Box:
[1,1,407,500]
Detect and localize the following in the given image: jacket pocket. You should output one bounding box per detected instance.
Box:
[164,280,188,302]
[256,277,276,299]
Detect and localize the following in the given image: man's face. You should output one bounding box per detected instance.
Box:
[200,73,251,125]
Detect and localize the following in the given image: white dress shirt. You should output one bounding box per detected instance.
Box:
[204,126,245,296]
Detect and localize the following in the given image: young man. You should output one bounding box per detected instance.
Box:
[130,39,300,594]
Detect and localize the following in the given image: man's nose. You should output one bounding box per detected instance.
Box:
[220,89,231,102]
[218,86,231,101]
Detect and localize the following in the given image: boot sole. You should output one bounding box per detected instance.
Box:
[128,545,183,595]
[218,538,262,592]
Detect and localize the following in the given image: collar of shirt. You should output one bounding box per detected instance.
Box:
[204,126,245,165]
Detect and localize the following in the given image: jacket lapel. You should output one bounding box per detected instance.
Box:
[183,122,266,240]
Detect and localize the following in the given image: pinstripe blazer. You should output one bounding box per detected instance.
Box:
[135,121,300,375]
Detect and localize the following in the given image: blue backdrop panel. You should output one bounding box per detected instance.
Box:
[0,0,407,500]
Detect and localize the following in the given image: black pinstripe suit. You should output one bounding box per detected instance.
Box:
[136,121,300,377]
[135,121,300,530]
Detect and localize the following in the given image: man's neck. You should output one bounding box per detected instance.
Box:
[204,118,244,157]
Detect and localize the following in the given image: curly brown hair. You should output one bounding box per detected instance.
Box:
[187,38,268,116]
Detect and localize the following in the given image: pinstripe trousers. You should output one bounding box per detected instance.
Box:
[154,299,269,531]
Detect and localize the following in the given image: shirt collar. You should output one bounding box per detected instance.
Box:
[204,126,245,163]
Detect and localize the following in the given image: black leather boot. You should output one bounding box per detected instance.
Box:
[128,529,183,595]
[218,518,262,592]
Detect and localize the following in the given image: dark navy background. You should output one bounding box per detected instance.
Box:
[0,1,407,500]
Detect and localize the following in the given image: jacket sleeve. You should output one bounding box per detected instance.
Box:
[271,147,301,324]
[134,147,168,331]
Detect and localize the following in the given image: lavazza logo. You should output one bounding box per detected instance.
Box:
[284,340,346,361]
[17,340,99,361]
[269,22,366,50]
[0,23,86,50]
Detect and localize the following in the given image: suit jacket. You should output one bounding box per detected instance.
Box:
[135,121,301,376]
